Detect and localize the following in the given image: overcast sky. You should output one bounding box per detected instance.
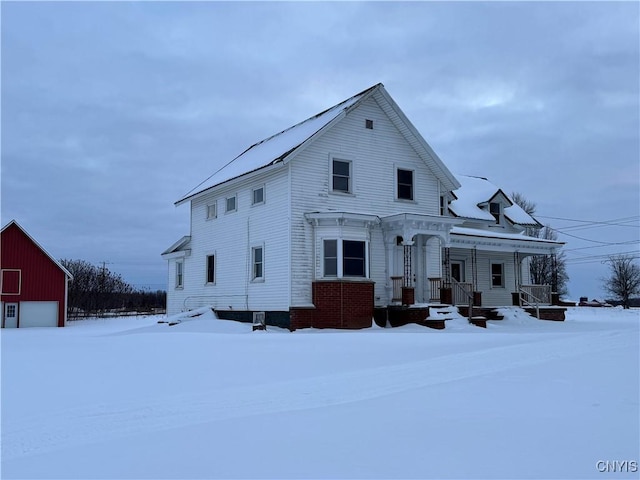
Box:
[2,1,638,299]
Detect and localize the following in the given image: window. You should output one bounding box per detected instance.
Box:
[252,186,265,205]
[365,119,373,129]
[1,269,21,295]
[226,195,237,213]
[175,260,184,288]
[332,159,351,193]
[6,304,16,317]
[322,239,367,278]
[252,246,264,280]
[323,240,338,277]
[440,196,447,216]
[206,203,217,220]
[397,168,414,200]
[206,255,215,284]
[343,240,366,277]
[491,263,504,287]
[490,202,501,224]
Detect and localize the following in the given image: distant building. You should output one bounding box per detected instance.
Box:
[163,83,563,329]
[1,220,73,327]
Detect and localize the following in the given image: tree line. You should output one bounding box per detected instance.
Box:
[60,259,166,318]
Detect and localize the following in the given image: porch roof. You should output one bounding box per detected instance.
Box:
[381,213,463,243]
[450,226,564,254]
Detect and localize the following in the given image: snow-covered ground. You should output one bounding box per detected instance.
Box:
[1,307,638,479]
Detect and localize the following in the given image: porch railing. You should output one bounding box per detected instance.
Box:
[451,281,474,306]
[518,286,543,319]
[451,278,474,322]
[428,278,442,302]
[519,285,551,305]
[391,276,403,302]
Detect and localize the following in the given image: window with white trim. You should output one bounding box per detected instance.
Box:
[331,158,351,193]
[252,186,265,206]
[322,239,368,278]
[206,255,215,284]
[490,202,501,224]
[206,203,217,220]
[397,168,414,200]
[323,240,338,277]
[175,260,184,289]
[252,246,264,281]
[226,195,237,213]
[491,263,504,287]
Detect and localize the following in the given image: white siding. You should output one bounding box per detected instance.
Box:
[167,168,290,316]
[289,97,442,306]
[475,251,518,306]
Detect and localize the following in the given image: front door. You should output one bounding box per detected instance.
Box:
[451,261,465,282]
[3,302,18,328]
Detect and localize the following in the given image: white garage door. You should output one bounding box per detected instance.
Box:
[19,301,58,328]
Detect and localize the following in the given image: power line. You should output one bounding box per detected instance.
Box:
[537,214,639,226]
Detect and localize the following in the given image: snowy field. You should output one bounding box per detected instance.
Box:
[1,307,638,479]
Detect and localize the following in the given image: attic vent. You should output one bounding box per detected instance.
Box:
[365,119,373,129]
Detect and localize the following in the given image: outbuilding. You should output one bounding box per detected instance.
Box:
[1,220,73,328]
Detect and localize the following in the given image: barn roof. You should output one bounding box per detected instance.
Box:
[449,175,541,227]
[1,220,73,279]
[176,83,460,205]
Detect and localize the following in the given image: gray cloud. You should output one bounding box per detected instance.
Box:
[2,1,638,296]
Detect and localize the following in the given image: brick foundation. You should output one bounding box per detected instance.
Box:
[524,307,566,321]
[289,307,316,331]
[290,280,374,330]
[401,287,415,305]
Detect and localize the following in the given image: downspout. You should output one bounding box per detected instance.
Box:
[245,217,250,310]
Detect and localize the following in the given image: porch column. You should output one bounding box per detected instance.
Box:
[441,247,452,304]
[383,234,394,303]
[401,238,415,305]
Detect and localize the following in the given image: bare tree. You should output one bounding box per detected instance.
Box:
[602,254,640,309]
[511,192,569,296]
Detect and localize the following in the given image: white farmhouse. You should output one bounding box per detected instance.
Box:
[163,84,564,329]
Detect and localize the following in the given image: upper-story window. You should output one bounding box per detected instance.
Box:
[397,168,414,201]
[206,203,217,220]
[226,195,237,213]
[489,202,501,224]
[331,158,352,194]
[252,186,265,206]
[440,196,447,216]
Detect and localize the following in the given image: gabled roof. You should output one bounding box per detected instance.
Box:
[161,235,191,256]
[448,175,540,227]
[176,83,460,205]
[1,220,73,279]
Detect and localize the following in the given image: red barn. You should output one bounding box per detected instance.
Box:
[1,220,73,328]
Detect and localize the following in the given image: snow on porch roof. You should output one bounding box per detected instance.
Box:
[449,175,540,226]
[176,85,379,205]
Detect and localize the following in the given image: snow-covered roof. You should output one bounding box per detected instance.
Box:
[176,83,461,205]
[451,226,563,246]
[449,175,540,226]
[161,236,191,256]
[176,85,379,205]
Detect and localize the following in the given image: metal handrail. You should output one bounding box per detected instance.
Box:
[451,278,474,322]
[518,287,543,319]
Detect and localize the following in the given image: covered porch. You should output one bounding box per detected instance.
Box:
[383,223,564,309]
